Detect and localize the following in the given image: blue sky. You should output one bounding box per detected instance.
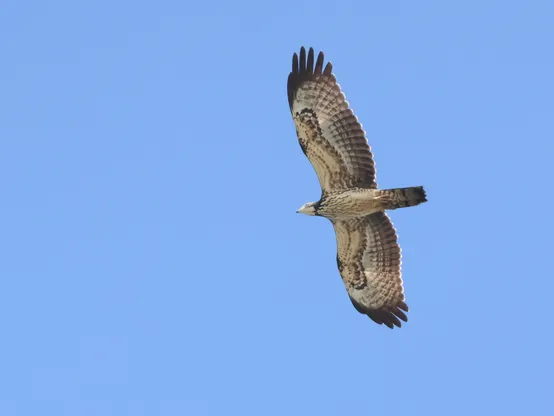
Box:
[1,1,553,415]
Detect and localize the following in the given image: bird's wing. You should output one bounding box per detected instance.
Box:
[333,212,408,328]
[287,47,377,192]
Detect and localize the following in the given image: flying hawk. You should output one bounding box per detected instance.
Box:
[288,47,427,328]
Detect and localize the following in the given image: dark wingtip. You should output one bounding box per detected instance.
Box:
[393,307,408,322]
[287,47,331,111]
[314,51,324,76]
[306,47,314,75]
[367,312,398,329]
[350,296,408,328]
[299,47,306,72]
[364,303,409,329]
[292,52,299,74]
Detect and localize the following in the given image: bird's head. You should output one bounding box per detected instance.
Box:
[296,202,318,216]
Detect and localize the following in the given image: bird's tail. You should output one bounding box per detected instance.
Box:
[378,186,427,210]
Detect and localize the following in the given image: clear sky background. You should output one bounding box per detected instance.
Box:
[1,1,553,415]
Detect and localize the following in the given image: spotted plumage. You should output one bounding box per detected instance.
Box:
[288,47,427,328]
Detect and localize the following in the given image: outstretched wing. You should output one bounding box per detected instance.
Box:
[333,212,408,328]
[287,47,377,192]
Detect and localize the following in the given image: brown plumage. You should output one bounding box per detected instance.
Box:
[288,47,427,328]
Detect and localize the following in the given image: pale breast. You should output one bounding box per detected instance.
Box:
[320,189,382,220]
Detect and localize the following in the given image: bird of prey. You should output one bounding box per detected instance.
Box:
[287,47,427,328]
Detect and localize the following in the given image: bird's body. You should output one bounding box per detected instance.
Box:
[304,187,427,221]
[288,47,427,328]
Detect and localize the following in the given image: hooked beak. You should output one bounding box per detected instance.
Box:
[296,204,315,215]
